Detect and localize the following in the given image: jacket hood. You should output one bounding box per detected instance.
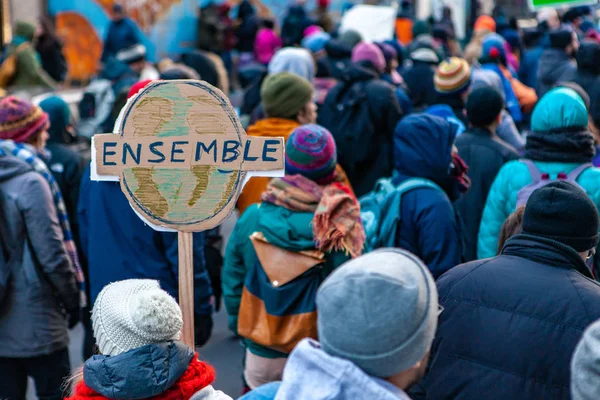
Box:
[275,339,408,400]
[83,342,194,399]
[238,0,256,19]
[287,5,307,18]
[577,41,600,75]
[0,155,33,182]
[393,114,457,193]
[257,202,315,252]
[538,49,576,86]
[341,61,379,83]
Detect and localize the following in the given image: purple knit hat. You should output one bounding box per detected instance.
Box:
[376,42,398,66]
[285,124,337,184]
[0,96,49,143]
[352,42,386,73]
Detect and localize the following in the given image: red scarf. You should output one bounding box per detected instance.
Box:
[67,356,215,400]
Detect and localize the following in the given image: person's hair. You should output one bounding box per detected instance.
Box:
[497,207,525,254]
[262,18,275,30]
[64,366,83,397]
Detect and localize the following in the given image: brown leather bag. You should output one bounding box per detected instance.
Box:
[237,232,325,353]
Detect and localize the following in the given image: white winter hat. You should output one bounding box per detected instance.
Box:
[92,279,183,356]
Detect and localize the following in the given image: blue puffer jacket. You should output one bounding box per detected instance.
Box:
[101,18,142,62]
[412,234,600,400]
[78,166,213,315]
[478,160,600,258]
[392,114,463,278]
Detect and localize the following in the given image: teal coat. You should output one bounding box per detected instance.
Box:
[478,160,600,259]
[222,203,350,359]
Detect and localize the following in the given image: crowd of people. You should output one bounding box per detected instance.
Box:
[4,1,600,399]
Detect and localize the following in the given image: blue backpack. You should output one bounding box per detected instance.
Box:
[360,177,445,253]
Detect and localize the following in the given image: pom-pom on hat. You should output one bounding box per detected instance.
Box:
[285,124,337,184]
[92,279,183,356]
[0,96,49,143]
[434,57,471,95]
[481,33,508,63]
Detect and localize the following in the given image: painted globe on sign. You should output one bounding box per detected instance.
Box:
[118,80,243,231]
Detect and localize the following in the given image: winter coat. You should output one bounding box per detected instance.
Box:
[281,5,313,47]
[519,46,543,90]
[318,62,403,197]
[392,114,463,278]
[36,35,67,82]
[413,234,600,400]
[536,49,578,98]
[236,0,259,53]
[101,18,141,62]
[77,167,213,315]
[223,203,350,359]
[241,339,412,400]
[68,342,232,400]
[5,40,55,89]
[403,61,438,111]
[0,156,78,357]
[478,160,600,259]
[455,127,519,262]
[255,28,282,65]
[574,41,600,129]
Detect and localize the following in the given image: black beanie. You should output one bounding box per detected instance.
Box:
[550,28,574,50]
[466,87,504,128]
[522,181,599,252]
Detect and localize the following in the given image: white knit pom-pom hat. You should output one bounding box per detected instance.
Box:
[92,279,183,356]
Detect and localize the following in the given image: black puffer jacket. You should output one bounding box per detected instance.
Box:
[575,40,600,128]
[403,61,438,111]
[454,127,519,261]
[413,234,600,400]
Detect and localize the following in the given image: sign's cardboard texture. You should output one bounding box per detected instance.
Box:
[91,80,285,232]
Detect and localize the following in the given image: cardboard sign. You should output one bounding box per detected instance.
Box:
[339,5,397,42]
[91,80,285,232]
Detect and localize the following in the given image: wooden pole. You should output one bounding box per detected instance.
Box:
[178,231,195,349]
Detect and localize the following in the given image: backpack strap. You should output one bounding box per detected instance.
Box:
[521,159,543,184]
[379,178,446,248]
[567,163,593,181]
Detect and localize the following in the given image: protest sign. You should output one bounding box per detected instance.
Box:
[529,0,597,10]
[339,5,397,42]
[91,80,285,348]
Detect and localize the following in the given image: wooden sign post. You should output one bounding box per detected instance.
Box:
[91,80,285,349]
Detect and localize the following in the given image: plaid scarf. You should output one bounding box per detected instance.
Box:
[0,140,86,307]
[262,175,365,258]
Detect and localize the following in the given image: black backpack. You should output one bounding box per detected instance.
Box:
[318,81,379,178]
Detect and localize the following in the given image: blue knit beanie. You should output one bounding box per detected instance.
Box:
[302,32,331,54]
[481,33,507,63]
[531,87,589,132]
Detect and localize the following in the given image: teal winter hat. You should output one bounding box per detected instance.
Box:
[531,87,589,132]
[316,249,438,378]
[40,96,71,144]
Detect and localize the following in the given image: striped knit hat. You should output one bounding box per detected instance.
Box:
[0,96,49,143]
[434,57,471,96]
[285,124,337,184]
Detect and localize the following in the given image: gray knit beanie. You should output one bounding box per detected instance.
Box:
[92,279,183,356]
[317,249,438,378]
[572,319,600,400]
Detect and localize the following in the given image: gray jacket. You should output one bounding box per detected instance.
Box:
[0,155,78,357]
